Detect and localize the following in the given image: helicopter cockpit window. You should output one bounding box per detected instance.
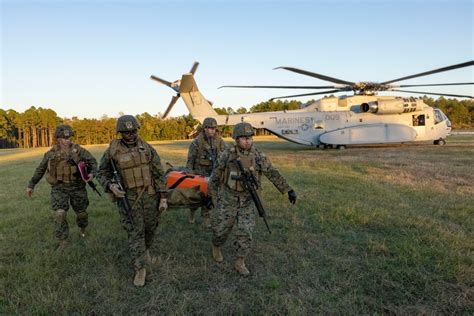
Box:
[434,109,444,124]
[412,114,425,126]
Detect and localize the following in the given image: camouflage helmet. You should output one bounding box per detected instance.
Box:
[202,117,218,128]
[54,124,74,139]
[116,115,140,132]
[232,122,255,139]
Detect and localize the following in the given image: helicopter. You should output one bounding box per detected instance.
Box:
[150,61,473,149]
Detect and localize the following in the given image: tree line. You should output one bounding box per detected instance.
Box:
[1,97,472,149]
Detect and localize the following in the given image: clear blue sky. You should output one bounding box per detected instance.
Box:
[1,0,473,119]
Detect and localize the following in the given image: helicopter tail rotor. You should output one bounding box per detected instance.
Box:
[150,62,200,118]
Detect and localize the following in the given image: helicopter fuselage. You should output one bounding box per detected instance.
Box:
[196,94,451,146]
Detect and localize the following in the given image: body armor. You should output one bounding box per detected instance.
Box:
[110,139,153,190]
[223,145,260,192]
[195,133,223,168]
[45,145,81,184]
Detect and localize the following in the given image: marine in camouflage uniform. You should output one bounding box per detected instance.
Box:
[186,117,226,227]
[97,115,167,287]
[209,122,297,276]
[26,124,97,249]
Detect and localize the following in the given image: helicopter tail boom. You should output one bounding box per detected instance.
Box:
[179,73,218,119]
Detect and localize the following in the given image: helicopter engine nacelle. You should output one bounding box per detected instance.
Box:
[360,98,423,114]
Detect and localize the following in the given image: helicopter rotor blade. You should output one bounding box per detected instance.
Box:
[393,82,474,88]
[219,85,340,89]
[150,75,173,87]
[189,62,199,74]
[269,89,345,101]
[381,60,474,85]
[162,95,180,118]
[390,89,474,99]
[274,67,355,85]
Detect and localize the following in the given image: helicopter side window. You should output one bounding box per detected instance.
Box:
[434,109,443,124]
[412,114,425,126]
[314,121,324,129]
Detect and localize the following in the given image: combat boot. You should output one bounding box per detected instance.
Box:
[145,249,158,265]
[212,245,223,262]
[203,217,211,229]
[188,209,196,224]
[133,268,146,287]
[235,257,250,276]
[57,239,68,251]
[80,227,86,238]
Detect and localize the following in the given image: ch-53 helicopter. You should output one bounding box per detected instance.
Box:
[150,61,473,149]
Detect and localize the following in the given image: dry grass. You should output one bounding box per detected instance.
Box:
[0,135,473,314]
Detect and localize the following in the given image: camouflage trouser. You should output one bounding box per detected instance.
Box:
[117,189,161,270]
[211,188,255,258]
[50,183,89,240]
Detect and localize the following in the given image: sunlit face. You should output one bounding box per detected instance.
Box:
[204,127,217,138]
[237,136,253,150]
[58,137,72,147]
[121,129,138,143]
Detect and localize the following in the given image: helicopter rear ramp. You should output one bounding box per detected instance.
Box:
[319,123,417,145]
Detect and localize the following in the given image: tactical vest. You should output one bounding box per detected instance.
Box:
[45,144,81,184]
[195,133,224,168]
[110,138,153,190]
[222,145,260,192]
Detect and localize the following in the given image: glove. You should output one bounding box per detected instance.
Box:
[159,198,168,212]
[288,190,297,204]
[109,183,125,198]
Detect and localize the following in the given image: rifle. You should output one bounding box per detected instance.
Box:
[110,159,134,228]
[68,159,102,196]
[233,159,271,234]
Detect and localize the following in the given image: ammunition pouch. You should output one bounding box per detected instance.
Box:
[45,172,58,185]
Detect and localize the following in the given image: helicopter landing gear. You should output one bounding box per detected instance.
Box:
[434,138,446,145]
[319,143,346,149]
[318,143,332,149]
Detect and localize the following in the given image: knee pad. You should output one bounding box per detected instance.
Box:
[76,211,88,220]
[55,209,66,223]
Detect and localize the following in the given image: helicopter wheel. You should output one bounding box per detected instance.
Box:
[436,138,446,146]
[318,144,326,149]
[336,145,346,150]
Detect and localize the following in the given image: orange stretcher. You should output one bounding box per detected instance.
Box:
[166,171,209,196]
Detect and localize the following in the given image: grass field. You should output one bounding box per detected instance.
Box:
[1,136,473,314]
